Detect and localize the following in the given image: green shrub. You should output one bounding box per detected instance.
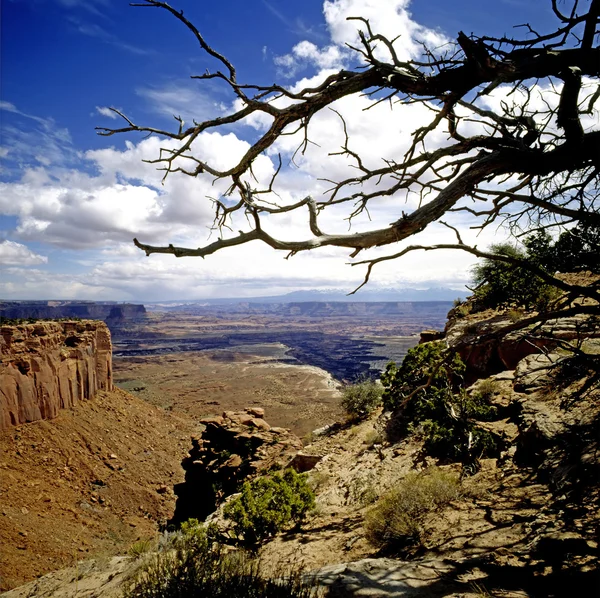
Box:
[123,522,316,598]
[471,243,560,311]
[454,304,471,318]
[507,308,524,323]
[364,468,462,550]
[381,344,501,463]
[418,390,500,461]
[223,469,315,547]
[341,380,383,420]
[475,379,498,401]
[381,341,465,413]
[128,538,154,558]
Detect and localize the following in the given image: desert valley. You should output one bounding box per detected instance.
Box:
[1,289,599,597]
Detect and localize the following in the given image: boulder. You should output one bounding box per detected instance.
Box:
[445,310,600,383]
[246,407,265,418]
[287,453,323,473]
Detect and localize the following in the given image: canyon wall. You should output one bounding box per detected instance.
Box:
[0,320,113,431]
[0,301,146,323]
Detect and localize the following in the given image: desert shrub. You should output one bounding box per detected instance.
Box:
[128,538,154,558]
[474,378,498,401]
[453,303,471,318]
[363,429,384,447]
[364,468,462,550]
[341,380,383,420]
[471,243,560,311]
[381,341,465,412]
[381,344,501,463]
[417,390,500,461]
[507,308,524,323]
[224,469,315,547]
[123,523,316,598]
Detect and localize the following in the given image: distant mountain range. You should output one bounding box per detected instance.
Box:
[147,287,465,307]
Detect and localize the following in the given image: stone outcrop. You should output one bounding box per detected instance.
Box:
[0,320,113,430]
[418,329,445,343]
[170,408,303,525]
[444,310,600,383]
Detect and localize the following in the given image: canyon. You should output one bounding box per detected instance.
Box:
[3,294,597,596]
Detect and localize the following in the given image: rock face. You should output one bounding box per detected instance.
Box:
[170,409,303,525]
[0,320,113,430]
[444,311,600,383]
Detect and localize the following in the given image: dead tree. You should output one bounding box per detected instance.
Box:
[98,0,600,318]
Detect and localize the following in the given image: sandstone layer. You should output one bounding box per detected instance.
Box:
[0,320,113,430]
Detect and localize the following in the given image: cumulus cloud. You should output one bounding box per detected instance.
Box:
[323,0,447,56]
[0,241,48,267]
[0,1,495,301]
[0,127,279,252]
[274,41,346,76]
[274,0,448,77]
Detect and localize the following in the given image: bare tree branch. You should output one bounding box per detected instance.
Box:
[100,0,600,328]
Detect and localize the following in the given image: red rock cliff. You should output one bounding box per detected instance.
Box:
[0,320,113,430]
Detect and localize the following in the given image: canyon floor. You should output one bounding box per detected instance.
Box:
[114,349,343,438]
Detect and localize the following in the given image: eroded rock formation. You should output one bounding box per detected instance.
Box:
[170,408,303,525]
[444,309,600,383]
[0,320,113,430]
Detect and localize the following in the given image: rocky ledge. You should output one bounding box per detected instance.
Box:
[170,407,304,525]
[0,320,113,430]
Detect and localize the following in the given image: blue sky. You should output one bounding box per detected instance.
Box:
[0,0,565,300]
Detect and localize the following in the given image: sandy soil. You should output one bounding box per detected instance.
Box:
[0,389,196,591]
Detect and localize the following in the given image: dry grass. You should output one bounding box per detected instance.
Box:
[364,468,462,550]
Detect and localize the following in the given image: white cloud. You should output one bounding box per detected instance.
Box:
[136,85,226,123]
[95,106,119,119]
[275,41,346,76]
[0,241,48,267]
[0,128,279,252]
[323,0,447,58]
[274,0,448,77]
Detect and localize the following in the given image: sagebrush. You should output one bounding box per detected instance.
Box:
[123,519,317,598]
[341,380,383,420]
